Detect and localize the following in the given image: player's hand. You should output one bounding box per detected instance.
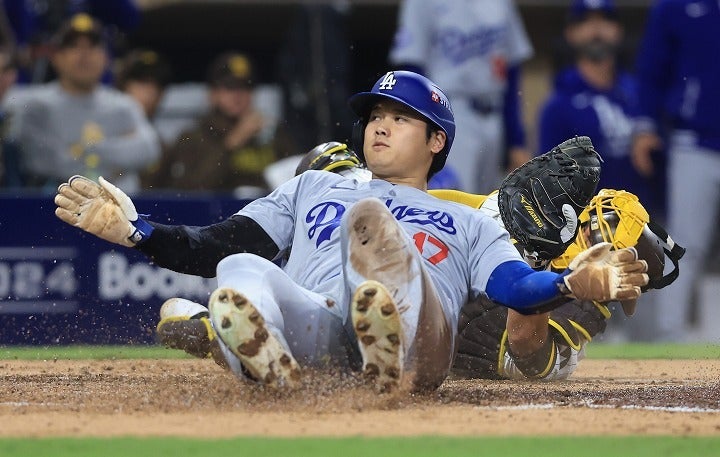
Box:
[557,242,648,302]
[225,110,265,149]
[631,132,662,177]
[54,175,153,247]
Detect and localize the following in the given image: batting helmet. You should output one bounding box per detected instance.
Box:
[348,70,455,178]
[552,189,685,294]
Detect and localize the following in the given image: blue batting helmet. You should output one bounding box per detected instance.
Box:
[348,70,455,178]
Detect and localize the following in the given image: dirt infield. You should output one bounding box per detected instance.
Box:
[1,358,719,437]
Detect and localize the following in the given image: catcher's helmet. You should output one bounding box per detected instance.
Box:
[552,189,685,292]
[348,71,455,178]
[295,141,371,181]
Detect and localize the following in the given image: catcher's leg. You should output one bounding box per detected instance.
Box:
[453,302,560,380]
[453,298,608,381]
[210,254,348,387]
[504,311,554,377]
[501,301,609,380]
[342,198,453,392]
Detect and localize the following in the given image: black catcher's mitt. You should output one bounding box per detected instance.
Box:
[498,136,602,261]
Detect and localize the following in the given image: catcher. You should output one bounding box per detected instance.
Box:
[155,136,673,383]
[452,187,685,380]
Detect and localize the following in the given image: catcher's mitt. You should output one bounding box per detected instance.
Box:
[498,136,602,261]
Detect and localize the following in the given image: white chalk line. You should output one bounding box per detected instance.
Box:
[0,401,68,407]
[474,402,720,414]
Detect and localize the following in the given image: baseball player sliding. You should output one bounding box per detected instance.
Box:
[153,142,683,382]
[54,71,648,392]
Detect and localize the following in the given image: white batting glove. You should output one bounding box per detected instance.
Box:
[54,175,153,247]
[556,242,649,302]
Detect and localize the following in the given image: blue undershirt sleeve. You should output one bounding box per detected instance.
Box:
[485,260,569,314]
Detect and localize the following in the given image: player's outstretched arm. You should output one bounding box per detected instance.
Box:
[54,175,153,247]
[55,175,280,278]
[486,242,648,314]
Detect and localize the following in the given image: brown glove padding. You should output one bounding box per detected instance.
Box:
[560,242,648,301]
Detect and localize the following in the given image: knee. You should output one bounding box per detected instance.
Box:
[216,253,274,281]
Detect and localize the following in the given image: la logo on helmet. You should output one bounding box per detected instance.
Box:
[378,72,397,90]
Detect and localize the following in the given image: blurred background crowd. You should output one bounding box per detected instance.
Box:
[0,0,718,343]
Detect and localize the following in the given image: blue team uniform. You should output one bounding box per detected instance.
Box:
[539,67,662,213]
[634,0,720,341]
[635,0,720,151]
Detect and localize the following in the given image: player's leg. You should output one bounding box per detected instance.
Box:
[342,197,453,392]
[503,311,554,377]
[453,297,608,381]
[444,99,480,193]
[471,112,504,194]
[655,142,720,340]
[209,253,348,387]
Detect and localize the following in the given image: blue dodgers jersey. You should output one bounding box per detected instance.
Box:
[236,170,522,317]
[636,0,720,149]
[537,68,662,209]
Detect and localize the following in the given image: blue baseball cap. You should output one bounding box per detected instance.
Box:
[569,0,617,21]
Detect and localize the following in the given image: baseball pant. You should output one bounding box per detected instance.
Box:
[213,197,455,389]
[444,96,504,195]
[654,133,720,341]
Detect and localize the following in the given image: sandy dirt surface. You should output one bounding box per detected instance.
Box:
[1,358,719,438]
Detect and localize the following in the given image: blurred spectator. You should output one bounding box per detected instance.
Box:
[632,0,720,341]
[275,4,355,154]
[115,48,172,120]
[389,0,533,194]
[537,0,660,214]
[10,14,160,193]
[0,47,19,187]
[114,48,174,190]
[2,0,140,83]
[538,0,666,343]
[147,52,294,195]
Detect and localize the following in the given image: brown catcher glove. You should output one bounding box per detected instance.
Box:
[499,136,602,262]
[558,242,649,301]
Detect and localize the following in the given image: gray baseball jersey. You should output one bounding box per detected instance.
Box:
[236,171,523,319]
[389,0,533,97]
[12,82,160,192]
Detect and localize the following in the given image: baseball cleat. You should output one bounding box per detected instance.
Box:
[351,280,405,393]
[348,199,410,281]
[156,298,227,367]
[208,287,301,388]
